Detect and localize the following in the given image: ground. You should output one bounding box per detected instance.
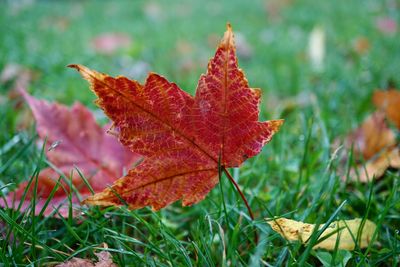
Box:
[0,0,399,266]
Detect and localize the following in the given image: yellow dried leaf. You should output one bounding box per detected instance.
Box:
[267,218,376,250]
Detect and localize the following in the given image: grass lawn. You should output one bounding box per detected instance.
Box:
[1,0,399,266]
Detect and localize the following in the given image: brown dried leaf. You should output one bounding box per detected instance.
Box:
[373,89,400,129]
[56,258,94,267]
[337,112,398,181]
[353,37,370,55]
[55,246,116,267]
[352,147,400,182]
[267,218,377,250]
[344,112,396,161]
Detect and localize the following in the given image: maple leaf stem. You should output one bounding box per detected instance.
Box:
[222,167,254,220]
[222,166,258,244]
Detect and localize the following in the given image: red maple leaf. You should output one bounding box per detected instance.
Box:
[69,24,283,211]
[0,91,140,217]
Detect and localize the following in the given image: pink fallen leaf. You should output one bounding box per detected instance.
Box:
[91,33,132,55]
[376,17,397,35]
[0,91,141,217]
[56,243,116,267]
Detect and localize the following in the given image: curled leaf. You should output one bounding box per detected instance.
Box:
[267,218,377,250]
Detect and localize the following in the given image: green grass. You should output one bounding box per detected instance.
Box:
[1,0,399,266]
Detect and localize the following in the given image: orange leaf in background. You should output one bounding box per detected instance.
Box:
[0,91,140,217]
[344,112,396,160]
[352,37,370,55]
[341,112,400,182]
[373,89,400,129]
[356,147,400,181]
[69,24,283,210]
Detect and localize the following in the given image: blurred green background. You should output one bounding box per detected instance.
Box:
[0,0,399,265]
[1,0,399,115]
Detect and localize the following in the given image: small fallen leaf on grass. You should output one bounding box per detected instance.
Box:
[91,33,132,55]
[267,218,376,250]
[336,88,400,182]
[375,17,397,35]
[56,243,116,267]
[338,111,400,182]
[355,147,400,181]
[373,89,400,129]
[308,26,325,71]
[69,24,283,211]
[343,112,396,161]
[56,257,93,267]
[353,37,370,55]
[40,16,70,32]
[0,91,140,217]
[0,63,38,107]
[264,0,293,22]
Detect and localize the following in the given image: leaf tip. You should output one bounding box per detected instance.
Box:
[250,88,262,98]
[82,191,118,207]
[67,64,88,77]
[68,64,105,87]
[221,23,234,49]
[68,64,93,77]
[67,64,92,76]
[270,119,284,133]
[67,63,79,69]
